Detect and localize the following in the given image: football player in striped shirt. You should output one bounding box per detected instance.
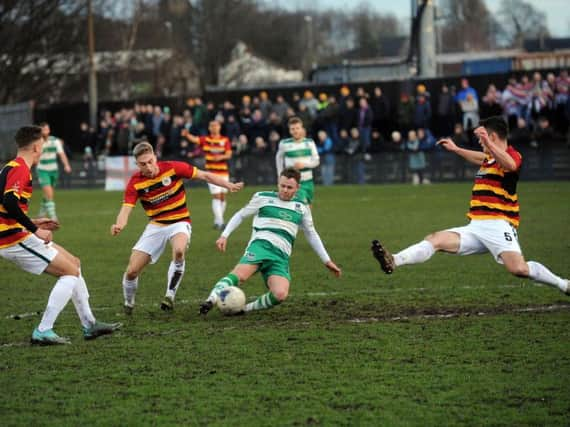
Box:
[110,141,243,314]
[0,126,121,345]
[372,116,569,296]
[36,122,72,221]
[199,168,341,315]
[275,117,320,205]
[182,119,233,229]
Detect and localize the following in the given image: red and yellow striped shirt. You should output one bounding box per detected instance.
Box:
[197,135,232,176]
[0,157,33,248]
[123,161,197,225]
[468,146,522,228]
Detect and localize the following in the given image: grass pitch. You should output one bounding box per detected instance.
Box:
[1,182,569,426]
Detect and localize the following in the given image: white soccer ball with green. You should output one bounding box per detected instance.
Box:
[216,287,246,315]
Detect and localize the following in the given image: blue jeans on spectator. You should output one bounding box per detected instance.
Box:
[359,126,371,152]
[321,153,335,186]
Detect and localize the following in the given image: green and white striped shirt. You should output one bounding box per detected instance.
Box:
[221,191,330,262]
[275,137,320,183]
[37,136,63,172]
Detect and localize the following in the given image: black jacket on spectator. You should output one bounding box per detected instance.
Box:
[509,126,532,149]
[338,105,358,132]
[480,100,503,120]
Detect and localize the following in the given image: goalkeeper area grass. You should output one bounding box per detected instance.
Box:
[1,182,569,426]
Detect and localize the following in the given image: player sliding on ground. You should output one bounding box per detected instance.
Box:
[111,141,243,315]
[371,116,569,296]
[0,126,121,345]
[199,168,341,315]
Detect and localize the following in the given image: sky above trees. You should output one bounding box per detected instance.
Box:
[270,0,569,37]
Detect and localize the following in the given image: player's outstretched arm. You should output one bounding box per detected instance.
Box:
[216,195,261,252]
[437,138,486,166]
[111,205,133,236]
[181,129,199,144]
[473,126,518,171]
[215,236,228,252]
[195,170,244,192]
[325,260,342,277]
[33,217,60,231]
[58,147,72,174]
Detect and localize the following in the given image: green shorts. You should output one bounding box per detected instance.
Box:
[239,239,291,283]
[297,180,314,205]
[37,170,58,188]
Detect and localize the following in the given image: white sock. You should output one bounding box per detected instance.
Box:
[71,275,96,328]
[394,240,436,266]
[221,200,227,217]
[527,261,568,291]
[122,274,138,307]
[166,260,185,299]
[212,199,223,226]
[38,275,77,332]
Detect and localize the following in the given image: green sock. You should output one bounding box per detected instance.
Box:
[207,273,239,302]
[244,291,280,312]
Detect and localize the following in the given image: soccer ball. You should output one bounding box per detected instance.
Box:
[216,287,246,315]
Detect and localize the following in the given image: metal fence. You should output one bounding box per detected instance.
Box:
[42,146,570,190]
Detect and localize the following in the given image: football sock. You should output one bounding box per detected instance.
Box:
[221,200,227,218]
[38,199,47,217]
[166,260,185,299]
[394,240,435,266]
[122,274,138,307]
[207,273,239,303]
[38,275,77,332]
[244,291,280,312]
[71,274,96,328]
[527,261,568,291]
[212,199,223,226]
[45,200,57,220]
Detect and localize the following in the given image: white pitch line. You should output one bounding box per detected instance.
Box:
[348,304,570,324]
[1,342,30,348]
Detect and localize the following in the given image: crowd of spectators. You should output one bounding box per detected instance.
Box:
[76,70,570,183]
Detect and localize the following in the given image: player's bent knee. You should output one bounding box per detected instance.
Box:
[125,269,139,281]
[425,232,443,248]
[272,288,289,301]
[509,266,528,278]
[508,263,529,278]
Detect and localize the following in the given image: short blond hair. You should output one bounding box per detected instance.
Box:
[133,141,154,158]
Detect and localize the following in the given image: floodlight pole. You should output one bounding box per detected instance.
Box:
[87,0,98,129]
[418,0,437,77]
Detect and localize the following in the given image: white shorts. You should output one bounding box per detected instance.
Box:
[208,175,229,195]
[0,234,59,275]
[446,219,522,264]
[133,222,191,264]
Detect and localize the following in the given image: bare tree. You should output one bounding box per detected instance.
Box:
[160,0,307,87]
[0,0,86,104]
[351,3,401,59]
[498,0,549,47]
[116,0,145,99]
[439,0,495,52]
